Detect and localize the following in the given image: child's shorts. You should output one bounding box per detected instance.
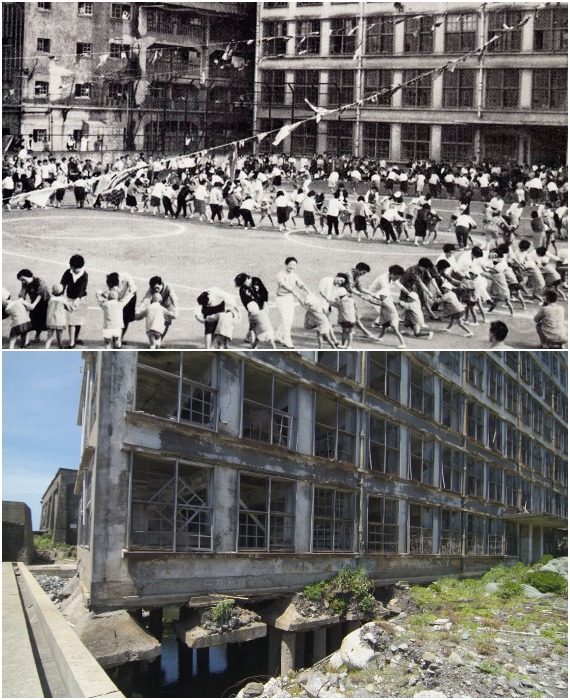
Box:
[10,322,32,337]
[148,330,163,341]
[303,211,315,226]
[149,196,161,208]
[194,200,206,214]
[340,321,355,330]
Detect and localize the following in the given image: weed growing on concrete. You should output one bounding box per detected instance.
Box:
[212,598,235,625]
[301,565,376,618]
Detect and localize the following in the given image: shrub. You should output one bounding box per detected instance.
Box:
[304,580,328,602]
[525,571,568,595]
[497,580,524,601]
[302,566,376,618]
[211,599,235,624]
[534,554,554,567]
[481,562,527,585]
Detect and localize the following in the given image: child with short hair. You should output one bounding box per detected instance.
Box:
[360,290,407,348]
[136,293,175,349]
[483,258,515,315]
[298,291,338,349]
[326,273,356,348]
[438,285,473,337]
[96,288,124,348]
[258,193,275,228]
[3,292,32,348]
[45,283,72,349]
[534,290,567,348]
[398,290,433,340]
[339,204,353,237]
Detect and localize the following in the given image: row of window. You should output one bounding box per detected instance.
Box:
[126,455,567,555]
[135,353,568,481]
[37,2,131,19]
[260,68,567,112]
[36,39,132,60]
[262,9,567,56]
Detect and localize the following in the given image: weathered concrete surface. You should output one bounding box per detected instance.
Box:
[173,611,267,648]
[16,562,124,697]
[2,501,34,564]
[2,563,44,698]
[61,586,161,668]
[260,598,340,631]
[28,562,78,578]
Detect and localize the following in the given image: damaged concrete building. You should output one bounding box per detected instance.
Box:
[74,350,567,673]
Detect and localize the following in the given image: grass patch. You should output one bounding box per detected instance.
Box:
[301,565,376,618]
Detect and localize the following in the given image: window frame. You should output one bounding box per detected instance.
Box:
[409,503,433,554]
[368,413,400,475]
[404,15,434,54]
[77,1,94,17]
[296,18,321,55]
[37,37,51,53]
[329,17,358,56]
[467,457,485,498]
[314,393,357,463]
[365,15,394,54]
[408,430,434,486]
[402,70,432,108]
[312,487,356,552]
[444,12,477,53]
[440,508,462,555]
[441,445,464,493]
[367,496,399,553]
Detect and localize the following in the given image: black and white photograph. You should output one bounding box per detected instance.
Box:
[2,0,568,350]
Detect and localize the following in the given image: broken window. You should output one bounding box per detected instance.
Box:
[505,522,518,556]
[487,519,504,555]
[441,446,463,493]
[78,469,92,547]
[442,381,463,432]
[317,351,357,379]
[314,394,356,462]
[242,364,296,448]
[136,351,216,428]
[238,474,295,552]
[367,497,399,553]
[467,458,484,498]
[520,435,532,467]
[369,414,400,475]
[505,473,518,507]
[368,352,401,401]
[130,454,213,551]
[466,353,485,389]
[439,351,461,375]
[466,514,486,555]
[504,351,518,372]
[409,504,433,554]
[313,488,355,552]
[408,431,434,485]
[487,362,503,403]
[440,509,462,555]
[409,363,434,417]
[505,377,519,414]
[505,424,519,460]
[466,399,485,443]
[521,479,531,511]
[488,466,503,503]
[488,413,503,452]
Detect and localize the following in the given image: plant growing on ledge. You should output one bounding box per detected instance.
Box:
[211,598,236,626]
[301,565,376,618]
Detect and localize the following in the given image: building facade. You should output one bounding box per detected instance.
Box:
[2,1,255,153]
[254,1,568,164]
[39,467,80,545]
[75,351,567,611]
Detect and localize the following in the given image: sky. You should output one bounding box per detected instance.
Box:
[2,351,84,529]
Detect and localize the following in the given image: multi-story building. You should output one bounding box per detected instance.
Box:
[2,1,255,153]
[39,467,80,545]
[254,1,568,164]
[75,351,567,613]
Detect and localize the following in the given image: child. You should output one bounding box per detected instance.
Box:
[530,210,546,249]
[96,289,124,349]
[534,290,567,348]
[438,285,473,337]
[258,193,275,228]
[3,292,32,348]
[298,291,338,349]
[361,290,407,348]
[301,190,320,235]
[136,293,175,349]
[339,204,353,237]
[426,207,442,245]
[326,273,356,348]
[483,258,515,315]
[195,291,225,349]
[214,306,240,348]
[45,284,72,349]
[246,300,276,349]
[398,290,433,340]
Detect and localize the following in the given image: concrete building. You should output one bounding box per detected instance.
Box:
[254,1,568,164]
[2,501,35,564]
[39,467,80,545]
[75,350,567,612]
[2,1,255,153]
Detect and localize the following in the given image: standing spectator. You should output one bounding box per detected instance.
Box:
[17,269,50,343]
[60,254,88,348]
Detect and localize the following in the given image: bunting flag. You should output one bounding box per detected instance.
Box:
[257,132,269,143]
[272,121,302,146]
[352,42,363,61]
[221,43,233,61]
[120,50,128,60]
[97,53,109,67]
[200,72,206,85]
[231,55,245,70]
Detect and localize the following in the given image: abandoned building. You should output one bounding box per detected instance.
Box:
[39,467,80,545]
[75,350,568,673]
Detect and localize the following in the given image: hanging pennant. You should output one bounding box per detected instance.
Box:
[257,132,269,143]
[352,42,363,61]
[273,121,303,146]
[221,43,233,61]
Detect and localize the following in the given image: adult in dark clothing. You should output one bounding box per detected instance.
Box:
[60,254,88,347]
[106,272,137,342]
[174,183,191,219]
[141,276,179,340]
[17,269,50,342]
[414,203,430,245]
[196,291,225,348]
[234,272,272,347]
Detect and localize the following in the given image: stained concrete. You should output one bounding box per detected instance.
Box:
[260,598,340,632]
[173,611,267,649]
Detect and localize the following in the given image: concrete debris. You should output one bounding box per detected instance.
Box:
[340,622,392,670]
[539,557,568,579]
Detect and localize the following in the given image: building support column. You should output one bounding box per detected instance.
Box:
[431,124,442,162]
[295,631,305,669]
[520,524,533,564]
[313,626,327,663]
[328,623,344,653]
[474,127,482,165]
[281,631,296,675]
[268,627,281,676]
[196,647,209,677]
[149,608,163,640]
[117,661,135,696]
[391,123,402,163]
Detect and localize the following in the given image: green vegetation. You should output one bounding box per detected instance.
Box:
[534,554,555,567]
[525,571,568,595]
[497,580,524,600]
[211,598,235,625]
[33,532,76,560]
[302,565,376,618]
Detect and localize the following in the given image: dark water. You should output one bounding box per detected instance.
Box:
[114,633,270,698]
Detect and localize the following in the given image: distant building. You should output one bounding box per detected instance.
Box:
[75,351,567,612]
[2,501,34,564]
[2,1,255,153]
[254,1,568,164]
[39,467,80,545]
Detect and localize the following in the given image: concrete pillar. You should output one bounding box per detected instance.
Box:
[345,620,360,635]
[322,21,331,55]
[213,466,238,552]
[196,647,209,678]
[432,506,441,555]
[295,481,313,552]
[393,18,405,54]
[268,627,281,676]
[328,623,344,653]
[433,22,445,54]
[391,123,401,163]
[431,125,442,162]
[520,69,533,110]
[295,631,306,669]
[297,385,315,456]
[149,608,163,640]
[281,631,296,675]
[217,354,242,438]
[177,638,193,680]
[399,425,408,480]
[399,499,409,553]
[117,662,135,696]
[520,524,533,564]
[313,626,327,663]
[532,527,543,564]
[392,71,403,109]
[432,75,443,110]
[521,10,535,53]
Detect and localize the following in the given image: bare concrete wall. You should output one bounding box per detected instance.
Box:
[2,502,34,564]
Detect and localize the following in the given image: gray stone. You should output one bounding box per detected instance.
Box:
[520,584,545,598]
[328,650,344,671]
[302,671,329,698]
[242,681,265,697]
[422,652,438,665]
[413,691,447,698]
[520,679,534,688]
[398,643,409,651]
[484,583,500,594]
[539,557,568,579]
[433,619,451,626]
[448,651,465,666]
[340,622,388,671]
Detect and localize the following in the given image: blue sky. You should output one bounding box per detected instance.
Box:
[2,351,84,529]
